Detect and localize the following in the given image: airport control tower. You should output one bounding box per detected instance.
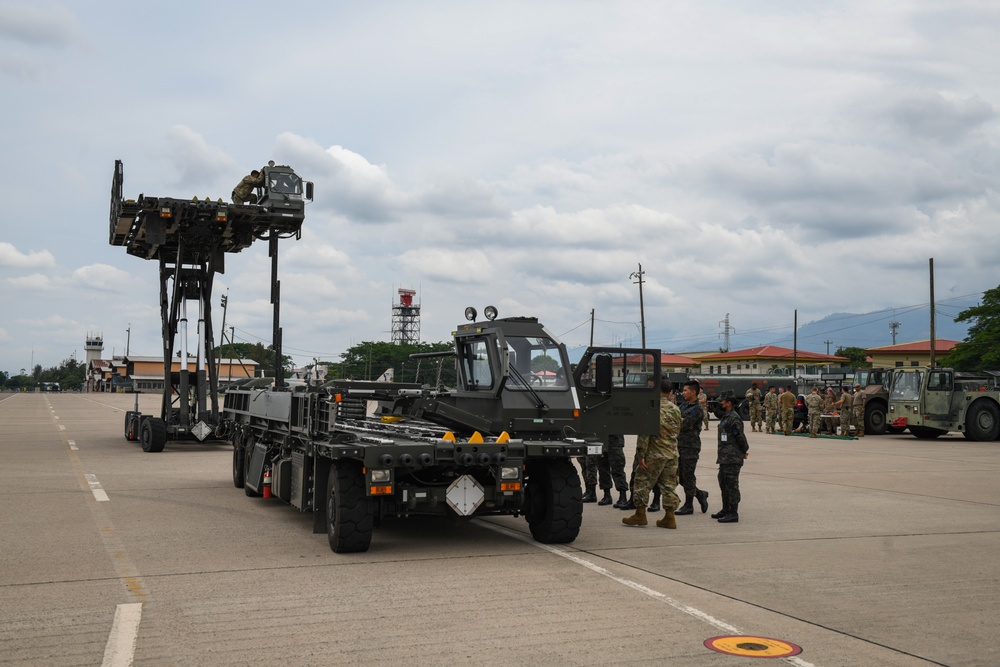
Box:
[391,289,420,344]
[84,332,104,365]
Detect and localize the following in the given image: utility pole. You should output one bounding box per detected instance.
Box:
[629,264,646,349]
[929,258,936,367]
[824,339,832,355]
[589,309,594,347]
[793,310,798,380]
[889,319,901,345]
[719,313,734,352]
[125,324,131,357]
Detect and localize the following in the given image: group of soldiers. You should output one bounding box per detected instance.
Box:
[578,379,749,528]
[743,381,868,438]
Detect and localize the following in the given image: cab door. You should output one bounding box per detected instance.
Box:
[574,347,661,441]
[923,369,954,422]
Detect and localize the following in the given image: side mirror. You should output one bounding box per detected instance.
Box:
[594,354,613,395]
[305,181,314,201]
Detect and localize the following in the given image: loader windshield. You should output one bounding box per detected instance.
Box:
[505,336,569,390]
[889,370,924,401]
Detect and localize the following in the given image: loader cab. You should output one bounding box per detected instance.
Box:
[258,163,314,230]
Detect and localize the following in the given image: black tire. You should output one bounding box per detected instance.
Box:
[140,418,167,453]
[326,460,373,553]
[909,425,946,439]
[232,440,245,488]
[524,459,582,544]
[965,400,1000,441]
[864,402,888,435]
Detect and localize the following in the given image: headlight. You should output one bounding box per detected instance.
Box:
[371,469,391,482]
[500,466,519,480]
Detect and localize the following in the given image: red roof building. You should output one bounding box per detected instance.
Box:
[864,340,959,368]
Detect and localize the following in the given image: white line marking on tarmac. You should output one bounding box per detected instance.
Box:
[68,440,78,450]
[85,474,110,502]
[476,520,817,667]
[101,602,142,667]
[58,424,66,431]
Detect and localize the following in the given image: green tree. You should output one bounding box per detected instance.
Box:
[338,341,456,386]
[940,285,1000,371]
[835,346,870,368]
[530,353,560,372]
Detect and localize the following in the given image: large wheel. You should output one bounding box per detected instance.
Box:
[140,418,167,453]
[327,460,373,553]
[965,400,1000,441]
[864,402,888,435]
[523,459,582,544]
[232,439,245,488]
[909,425,946,439]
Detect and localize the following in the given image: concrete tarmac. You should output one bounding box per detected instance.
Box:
[2,392,997,666]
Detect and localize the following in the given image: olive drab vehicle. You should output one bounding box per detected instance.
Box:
[109,160,313,452]
[889,367,1000,440]
[221,309,662,553]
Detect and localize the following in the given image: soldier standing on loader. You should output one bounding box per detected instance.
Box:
[232,167,265,204]
[623,380,681,528]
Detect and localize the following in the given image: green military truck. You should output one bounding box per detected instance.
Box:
[222,310,662,553]
[889,367,1000,440]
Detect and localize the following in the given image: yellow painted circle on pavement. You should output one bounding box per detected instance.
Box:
[704,635,802,658]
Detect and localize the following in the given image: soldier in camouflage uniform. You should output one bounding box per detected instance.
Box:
[232,167,265,204]
[712,391,749,523]
[837,386,853,436]
[623,380,681,528]
[779,384,797,436]
[763,386,778,434]
[579,435,628,506]
[698,388,710,430]
[822,388,837,435]
[852,384,866,437]
[746,383,763,432]
[805,386,824,438]
[675,381,710,515]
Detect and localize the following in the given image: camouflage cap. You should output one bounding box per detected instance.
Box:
[719,390,738,403]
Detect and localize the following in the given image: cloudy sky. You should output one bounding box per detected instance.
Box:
[1,1,997,377]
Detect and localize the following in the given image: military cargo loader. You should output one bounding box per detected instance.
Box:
[221,310,662,553]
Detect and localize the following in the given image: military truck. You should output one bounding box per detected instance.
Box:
[888,367,1000,440]
[221,309,662,553]
[824,367,897,435]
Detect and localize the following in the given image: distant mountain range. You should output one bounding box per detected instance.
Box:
[566,307,970,361]
[735,308,969,356]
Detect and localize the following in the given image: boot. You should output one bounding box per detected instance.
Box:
[647,488,661,512]
[598,489,613,506]
[656,509,677,529]
[581,485,597,503]
[675,493,694,515]
[718,511,739,523]
[622,506,647,526]
[613,490,629,509]
[711,505,729,519]
[696,489,709,513]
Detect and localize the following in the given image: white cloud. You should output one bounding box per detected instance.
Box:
[70,264,132,292]
[0,243,56,270]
